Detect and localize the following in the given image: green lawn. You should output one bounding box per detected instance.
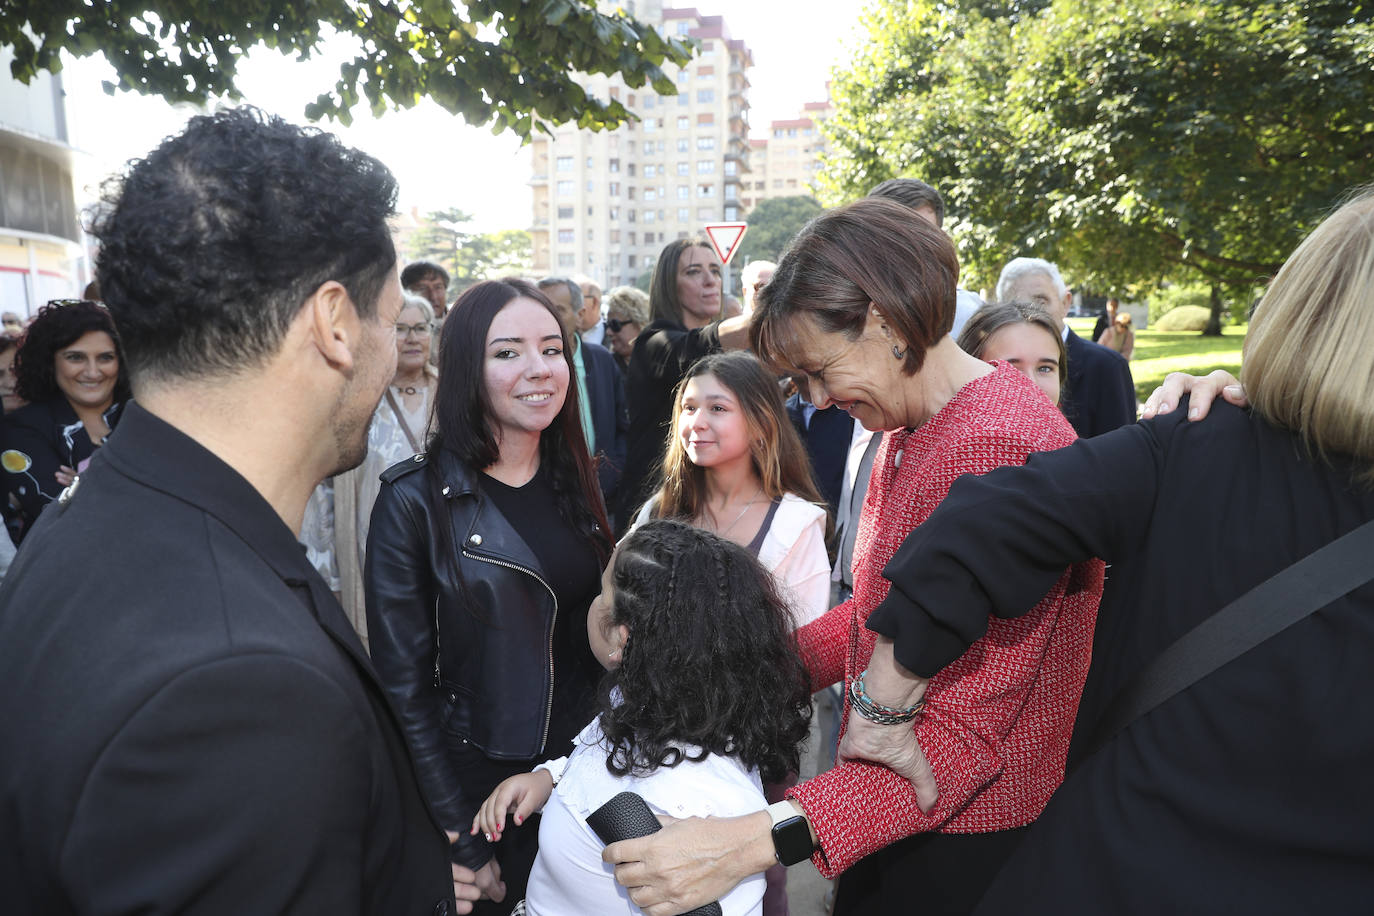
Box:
[1066,317,1245,404]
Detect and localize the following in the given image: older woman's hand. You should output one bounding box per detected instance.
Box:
[604,811,776,916]
[838,637,939,812]
[1140,370,1246,421]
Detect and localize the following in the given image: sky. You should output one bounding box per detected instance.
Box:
[61,0,870,234]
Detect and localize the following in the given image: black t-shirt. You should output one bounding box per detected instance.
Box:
[478,464,603,755]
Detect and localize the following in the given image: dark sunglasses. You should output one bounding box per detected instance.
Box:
[606,318,637,333]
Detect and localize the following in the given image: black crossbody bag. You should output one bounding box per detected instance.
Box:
[1087,518,1374,756]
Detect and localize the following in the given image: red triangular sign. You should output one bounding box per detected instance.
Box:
[704,223,749,266]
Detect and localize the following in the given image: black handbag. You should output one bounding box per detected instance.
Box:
[1087,517,1374,756]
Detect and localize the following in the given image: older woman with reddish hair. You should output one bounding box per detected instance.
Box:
[604,198,1104,916]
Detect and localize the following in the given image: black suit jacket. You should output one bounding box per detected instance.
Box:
[1063,328,1137,438]
[785,393,850,515]
[0,403,453,914]
[581,339,628,513]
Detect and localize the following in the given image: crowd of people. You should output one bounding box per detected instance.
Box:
[0,106,1371,916]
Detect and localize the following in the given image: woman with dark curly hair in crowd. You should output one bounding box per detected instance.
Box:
[472,519,813,915]
[365,278,614,915]
[1,300,129,539]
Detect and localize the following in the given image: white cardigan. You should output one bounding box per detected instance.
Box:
[632,492,831,628]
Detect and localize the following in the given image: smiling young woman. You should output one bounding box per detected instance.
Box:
[364,278,613,915]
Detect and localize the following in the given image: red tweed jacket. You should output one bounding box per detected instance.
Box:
[788,363,1104,878]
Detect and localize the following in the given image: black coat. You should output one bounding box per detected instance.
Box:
[1,396,123,538]
[0,403,452,914]
[871,402,1374,913]
[1062,328,1136,438]
[366,449,602,869]
[581,339,629,512]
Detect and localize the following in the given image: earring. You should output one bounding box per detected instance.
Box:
[891,344,907,360]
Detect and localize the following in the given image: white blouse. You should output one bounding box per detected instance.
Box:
[524,718,767,916]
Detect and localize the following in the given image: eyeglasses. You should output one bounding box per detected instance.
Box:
[396,323,432,337]
[606,318,637,333]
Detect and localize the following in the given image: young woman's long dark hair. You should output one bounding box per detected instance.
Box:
[655,351,828,526]
[598,519,812,784]
[426,278,612,574]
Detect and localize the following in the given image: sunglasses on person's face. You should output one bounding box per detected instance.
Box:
[606,318,635,333]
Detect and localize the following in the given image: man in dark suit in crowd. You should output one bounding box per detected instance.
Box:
[0,109,472,913]
[997,257,1136,438]
[785,388,850,517]
[539,276,629,520]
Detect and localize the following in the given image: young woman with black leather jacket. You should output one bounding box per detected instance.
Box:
[365,278,613,915]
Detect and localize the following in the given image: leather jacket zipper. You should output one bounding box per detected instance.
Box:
[461,550,559,751]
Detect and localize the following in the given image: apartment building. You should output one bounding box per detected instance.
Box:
[0,47,85,314]
[739,98,833,214]
[529,2,752,288]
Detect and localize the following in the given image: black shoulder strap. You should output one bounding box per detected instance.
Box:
[1088,517,1374,756]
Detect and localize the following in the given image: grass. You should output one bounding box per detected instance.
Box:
[1066,317,1245,404]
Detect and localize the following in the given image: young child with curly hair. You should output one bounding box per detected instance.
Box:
[472,519,813,915]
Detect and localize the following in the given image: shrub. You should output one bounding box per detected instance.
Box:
[1153,305,1211,331]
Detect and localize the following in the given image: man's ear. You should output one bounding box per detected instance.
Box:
[307,280,357,372]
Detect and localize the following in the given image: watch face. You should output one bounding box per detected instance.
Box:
[772,815,815,867]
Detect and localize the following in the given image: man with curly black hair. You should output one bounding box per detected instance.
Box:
[0,108,470,913]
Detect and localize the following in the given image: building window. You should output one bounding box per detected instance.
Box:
[724,206,739,221]
[697,184,715,198]
[628,187,636,200]
[772,179,783,188]
[586,180,595,192]
[787,178,798,188]
[610,207,620,220]
[677,138,689,153]
[558,229,574,243]
[677,69,689,83]
[629,231,636,245]
[697,206,715,219]
[677,161,689,176]
[556,156,574,172]
[644,164,655,179]
[645,119,657,133]
[610,229,620,243]
[645,210,656,223]
[677,207,689,222]
[587,205,594,216]
[676,21,690,35]
[586,156,595,169]
[609,181,620,196]
[557,180,575,196]
[697,89,714,103]
[773,129,783,139]
[677,116,689,130]
[644,95,656,108]
[677,185,689,199]
[558,253,576,267]
[724,160,736,175]
[557,206,574,219]
[587,228,595,240]
[628,209,636,221]
[609,158,620,173]
[629,254,638,268]
[645,188,656,202]
[628,163,637,177]
[697,65,715,77]
[678,94,689,107]
[697,160,715,174]
[725,184,738,200]
[697,137,716,151]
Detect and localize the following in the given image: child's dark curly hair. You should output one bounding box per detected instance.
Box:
[598,519,813,784]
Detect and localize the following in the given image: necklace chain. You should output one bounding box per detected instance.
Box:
[712,487,764,537]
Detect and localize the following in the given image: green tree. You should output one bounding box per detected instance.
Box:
[823,0,1374,332]
[407,209,532,286]
[3,0,693,137]
[742,196,825,262]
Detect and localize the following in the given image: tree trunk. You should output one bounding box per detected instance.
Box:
[1203,282,1225,336]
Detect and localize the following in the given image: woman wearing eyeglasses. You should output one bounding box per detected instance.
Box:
[1,300,129,542]
[299,291,438,647]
